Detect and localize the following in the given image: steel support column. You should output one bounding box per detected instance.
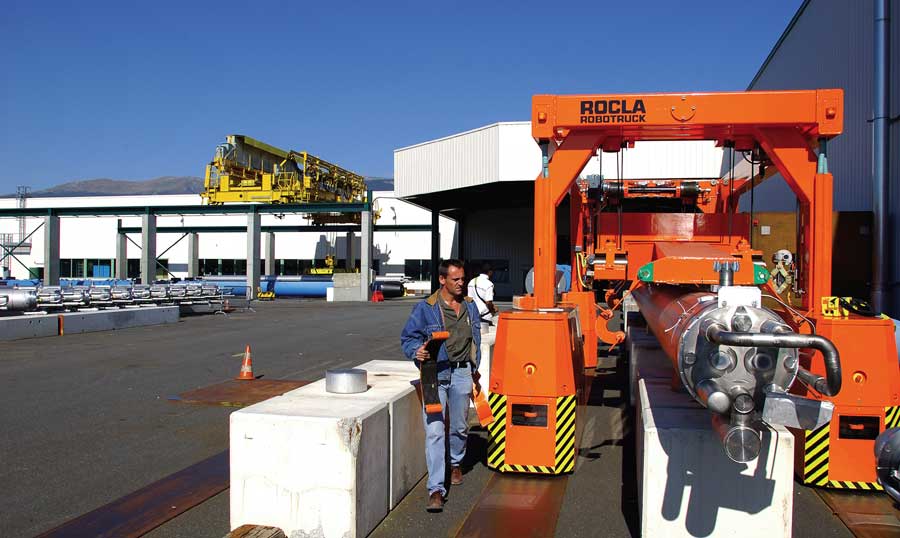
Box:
[264,232,275,276]
[456,214,465,261]
[247,211,261,300]
[43,213,60,286]
[115,221,127,279]
[140,212,157,284]
[360,210,373,301]
[188,232,200,278]
[345,231,355,271]
[431,209,440,293]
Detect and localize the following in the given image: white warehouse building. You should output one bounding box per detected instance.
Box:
[0,192,458,292]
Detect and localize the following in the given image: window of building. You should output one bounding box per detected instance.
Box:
[201,259,219,276]
[127,259,140,279]
[72,259,85,278]
[86,259,113,278]
[124,258,168,281]
[404,259,431,281]
[282,259,299,275]
[197,258,251,276]
[156,259,169,279]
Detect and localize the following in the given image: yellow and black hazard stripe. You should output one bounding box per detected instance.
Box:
[486,393,576,474]
[825,480,883,490]
[800,405,900,490]
[886,405,900,428]
[802,421,830,486]
[487,392,507,471]
[554,395,577,473]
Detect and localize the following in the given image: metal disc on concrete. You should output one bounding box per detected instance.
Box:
[326,368,368,394]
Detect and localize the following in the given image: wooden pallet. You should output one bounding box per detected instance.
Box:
[225,525,286,538]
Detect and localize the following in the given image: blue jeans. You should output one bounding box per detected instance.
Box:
[423,365,472,496]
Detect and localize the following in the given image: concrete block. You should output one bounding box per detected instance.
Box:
[631,339,674,382]
[637,379,793,538]
[230,394,389,538]
[293,360,425,509]
[332,287,362,302]
[640,379,702,411]
[0,314,59,341]
[59,306,179,334]
[349,359,419,376]
[331,274,364,302]
[332,273,361,288]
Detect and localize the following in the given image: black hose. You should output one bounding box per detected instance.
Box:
[706,324,842,396]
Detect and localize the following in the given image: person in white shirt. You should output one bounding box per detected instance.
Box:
[468,263,497,332]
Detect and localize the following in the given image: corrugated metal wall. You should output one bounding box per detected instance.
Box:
[581,141,723,180]
[394,124,500,198]
[396,124,725,199]
[748,0,899,313]
[462,207,534,298]
[748,0,887,212]
[893,0,900,316]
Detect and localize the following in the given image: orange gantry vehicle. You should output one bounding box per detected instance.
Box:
[486,89,900,489]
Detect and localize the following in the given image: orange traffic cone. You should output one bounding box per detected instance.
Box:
[236,345,254,380]
[371,290,384,302]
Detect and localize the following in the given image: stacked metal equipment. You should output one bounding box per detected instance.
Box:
[0,280,225,314]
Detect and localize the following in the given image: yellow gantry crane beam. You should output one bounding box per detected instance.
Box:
[201,134,367,206]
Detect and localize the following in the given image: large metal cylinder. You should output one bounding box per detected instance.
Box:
[632,284,802,462]
[0,288,37,311]
[631,284,799,409]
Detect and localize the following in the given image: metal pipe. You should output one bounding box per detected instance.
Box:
[714,261,738,287]
[817,138,828,174]
[705,323,842,396]
[712,412,761,463]
[873,0,890,313]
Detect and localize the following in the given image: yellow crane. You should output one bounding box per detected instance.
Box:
[201,135,367,207]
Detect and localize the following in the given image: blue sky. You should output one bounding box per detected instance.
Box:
[0,0,802,191]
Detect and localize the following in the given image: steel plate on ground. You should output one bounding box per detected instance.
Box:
[35,451,229,538]
[817,489,900,538]
[454,474,569,538]
[170,379,311,407]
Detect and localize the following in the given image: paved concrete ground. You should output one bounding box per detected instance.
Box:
[0,300,854,537]
[373,361,852,538]
[0,300,417,537]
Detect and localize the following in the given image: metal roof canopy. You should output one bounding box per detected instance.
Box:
[0,202,370,218]
[404,181,535,216]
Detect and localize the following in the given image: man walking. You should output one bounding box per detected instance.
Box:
[468,262,498,333]
[400,259,481,512]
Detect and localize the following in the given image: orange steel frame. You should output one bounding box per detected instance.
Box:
[491,89,900,482]
[528,90,843,310]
